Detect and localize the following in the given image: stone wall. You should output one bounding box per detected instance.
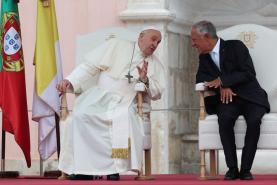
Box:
[166,32,199,173]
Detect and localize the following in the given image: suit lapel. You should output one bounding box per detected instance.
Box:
[203,54,221,75]
[206,54,219,71]
[219,39,226,71]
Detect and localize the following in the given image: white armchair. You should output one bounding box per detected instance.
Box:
[196,24,277,179]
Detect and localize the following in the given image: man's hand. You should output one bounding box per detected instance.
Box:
[220,87,237,104]
[56,79,72,93]
[204,77,222,88]
[137,60,148,82]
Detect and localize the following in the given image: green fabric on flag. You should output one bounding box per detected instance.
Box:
[0,0,18,71]
[0,0,31,167]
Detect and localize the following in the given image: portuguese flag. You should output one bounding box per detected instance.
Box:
[0,0,31,167]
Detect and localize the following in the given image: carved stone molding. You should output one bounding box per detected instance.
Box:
[119,8,175,22]
[257,3,277,17]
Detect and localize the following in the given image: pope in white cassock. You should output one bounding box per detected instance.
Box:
[56,27,165,181]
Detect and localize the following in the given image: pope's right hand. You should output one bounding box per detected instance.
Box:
[56,79,72,93]
[137,60,148,81]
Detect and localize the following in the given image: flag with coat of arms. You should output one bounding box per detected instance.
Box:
[0,0,31,167]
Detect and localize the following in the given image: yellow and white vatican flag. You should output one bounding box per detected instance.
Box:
[32,0,63,160]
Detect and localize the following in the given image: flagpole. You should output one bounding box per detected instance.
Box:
[0,119,19,178]
[39,158,43,176]
[44,94,68,178]
[43,109,61,177]
[43,112,62,178]
[1,130,5,171]
[55,113,60,158]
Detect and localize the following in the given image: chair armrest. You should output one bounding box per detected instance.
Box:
[195,83,207,120]
[195,82,207,91]
[195,82,217,97]
[134,82,146,92]
[64,87,82,96]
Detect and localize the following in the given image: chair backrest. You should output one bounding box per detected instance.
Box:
[218,24,277,112]
[75,27,138,92]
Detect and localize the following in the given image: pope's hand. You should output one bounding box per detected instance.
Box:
[56,79,72,93]
[137,60,148,82]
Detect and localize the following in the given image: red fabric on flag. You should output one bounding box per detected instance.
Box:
[0,9,31,167]
[0,73,2,107]
[1,70,31,167]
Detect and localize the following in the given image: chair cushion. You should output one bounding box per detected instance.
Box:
[199,113,277,150]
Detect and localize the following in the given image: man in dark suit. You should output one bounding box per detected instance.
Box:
[191,20,270,180]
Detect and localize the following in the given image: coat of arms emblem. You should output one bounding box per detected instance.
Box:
[237,31,257,48]
[1,12,24,72]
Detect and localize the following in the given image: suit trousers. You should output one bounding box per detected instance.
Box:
[216,96,267,171]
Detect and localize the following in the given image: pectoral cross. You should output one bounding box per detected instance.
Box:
[125,71,133,83]
[125,43,136,83]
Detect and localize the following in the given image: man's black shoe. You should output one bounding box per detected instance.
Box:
[107,173,120,181]
[240,170,253,180]
[68,174,94,180]
[224,168,239,180]
[94,175,103,180]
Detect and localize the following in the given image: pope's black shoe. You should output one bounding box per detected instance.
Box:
[68,174,94,180]
[240,170,253,180]
[224,168,239,180]
[107,173,120,181]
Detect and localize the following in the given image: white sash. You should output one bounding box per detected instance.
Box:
[97,72,136,158]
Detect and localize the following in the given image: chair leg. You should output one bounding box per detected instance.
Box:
[199,150,219,180]
[199,150,206,180]
[135,150,154,180]
[209,150,218,179]
[58,172,69,180]
[145,149,151,176]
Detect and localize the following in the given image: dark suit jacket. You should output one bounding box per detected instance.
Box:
[196,39,270,114]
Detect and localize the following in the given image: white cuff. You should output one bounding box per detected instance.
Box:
[134,82,146,92]
[195,82,207,91]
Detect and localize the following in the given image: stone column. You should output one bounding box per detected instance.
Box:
[119,0,200,174]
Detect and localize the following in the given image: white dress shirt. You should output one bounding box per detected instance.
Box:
[209,38,220,70]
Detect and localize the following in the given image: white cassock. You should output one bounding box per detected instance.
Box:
[58,38,165,175]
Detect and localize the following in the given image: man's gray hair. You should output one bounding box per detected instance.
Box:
[192,20,218,39]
